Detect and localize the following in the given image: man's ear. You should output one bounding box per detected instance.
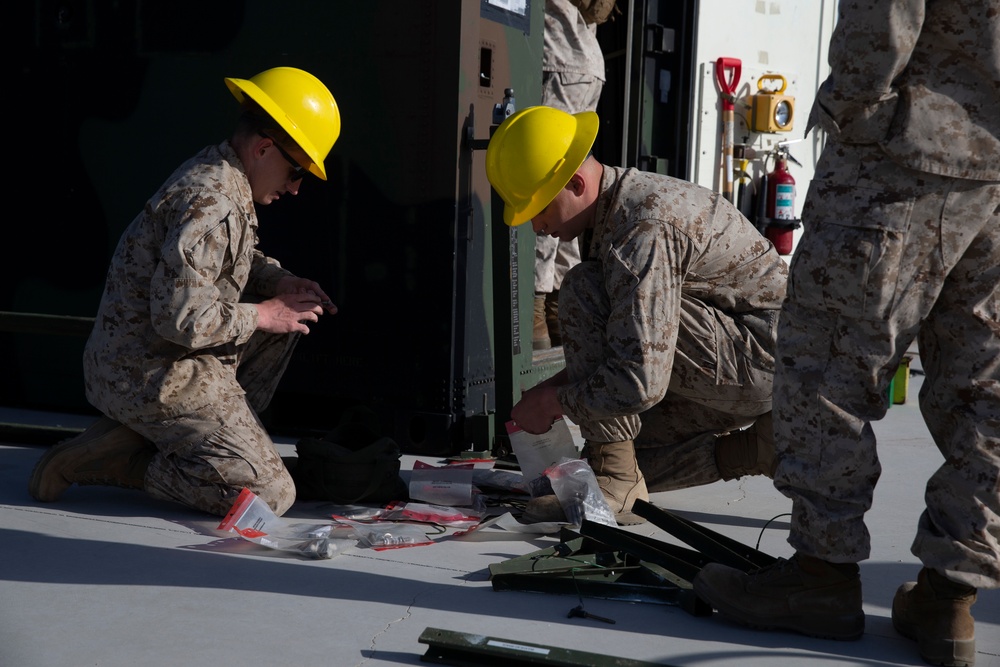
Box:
[253,134,272,159]
[567,172,585,195]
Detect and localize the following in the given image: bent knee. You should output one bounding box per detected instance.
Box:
[252,473,296,516]
[214,458,295,516]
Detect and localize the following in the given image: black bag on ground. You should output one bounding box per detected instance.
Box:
[290,407,408,504]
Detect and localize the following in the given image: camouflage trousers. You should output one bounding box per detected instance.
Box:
[560,261,777,492]
[535,70,603,295]
[775,142,1000,589]
[130,331,299,517]
[534,234,580,294]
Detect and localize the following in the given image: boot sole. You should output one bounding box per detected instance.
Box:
[614,510,647,526]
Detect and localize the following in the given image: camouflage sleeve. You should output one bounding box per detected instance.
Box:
[246,232,295,297]
[807,0,924,143]
[149,193,259,350]
[559,221,684,422]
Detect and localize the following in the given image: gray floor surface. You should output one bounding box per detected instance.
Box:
[2,361,997,667]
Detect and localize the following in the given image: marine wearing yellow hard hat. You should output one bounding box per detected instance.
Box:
[485,105,599,226]
[225,66,341,180]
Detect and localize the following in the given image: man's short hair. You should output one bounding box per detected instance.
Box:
[234,100,294,147]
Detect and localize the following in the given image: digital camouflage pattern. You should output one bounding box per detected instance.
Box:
[534,0,604,296]
[557,165,788,491]
[777,0,1000,588]
[83,140,298,515]
[542,0,605,84]
[808,0,999,181]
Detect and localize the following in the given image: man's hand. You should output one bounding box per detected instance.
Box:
[256,293,325,334]
[275,276,338,315]
[510,384,565,434]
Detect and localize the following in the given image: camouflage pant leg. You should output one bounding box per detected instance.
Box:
[562,261,775,490]
[911,192,1000,589]
[541,70,603,115]
[237,329,300,413]
[775,142,1000,587]
[133,330,299,517]
[137,401,294,517]
[533,71,602,294]
[636,395,759,492]
[636,297,777,491]
[534,235,581,294]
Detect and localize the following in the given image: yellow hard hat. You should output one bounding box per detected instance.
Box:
[225,66,341,180]
[485,106,599,226]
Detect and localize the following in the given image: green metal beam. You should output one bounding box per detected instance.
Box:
[418,627,676,666]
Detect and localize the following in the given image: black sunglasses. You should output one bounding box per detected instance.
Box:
[260,133,307,182]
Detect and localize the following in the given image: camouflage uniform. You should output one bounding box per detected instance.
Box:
[775,0,1000,588]
[84,140,298,516]
[556,165,788,491]
[535,0,605,296]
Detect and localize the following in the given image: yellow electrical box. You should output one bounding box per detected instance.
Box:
[751,73,795,133]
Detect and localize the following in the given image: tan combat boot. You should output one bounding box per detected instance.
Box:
[29,416,155,502]
[544,290,561,347]
[533,294,551,351]
[715,411,777,480]
[694,552,865,640]
[523,440,649,525]
[892,567,977,667]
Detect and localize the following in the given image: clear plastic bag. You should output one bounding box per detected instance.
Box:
[331,518,435,550]
[379,500,485,528]
[408,461,476,506]
[546,458,617,527]
[218,488,356,559]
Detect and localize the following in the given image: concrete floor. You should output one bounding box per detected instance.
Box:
[1,361,997,667]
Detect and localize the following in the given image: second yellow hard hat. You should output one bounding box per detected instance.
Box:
[485,106,599,226]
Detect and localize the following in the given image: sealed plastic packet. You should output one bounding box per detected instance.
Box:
[330,518,435,550]
[219,488,356,559]
[379,500,484,528]
[408,461,476,506]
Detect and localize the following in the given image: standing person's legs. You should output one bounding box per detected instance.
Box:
[693,146,997,651]
[909,181,1000,589]
[546,237,582,346]
[692,143,920,640]
[776,151,996,566]
[534,72,602,349]
[542,72,603,115]
[894,185,1000,665]
[533,233,570,350]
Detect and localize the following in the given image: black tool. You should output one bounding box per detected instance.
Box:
[567,604,616,624]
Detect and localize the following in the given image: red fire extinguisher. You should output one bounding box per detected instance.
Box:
[765,150,796,255]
